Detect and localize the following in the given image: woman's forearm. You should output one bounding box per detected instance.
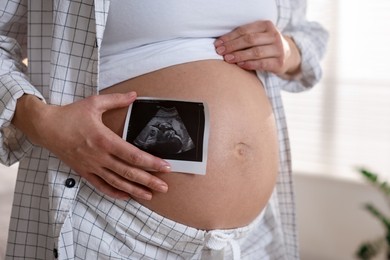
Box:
[12,94,51,147]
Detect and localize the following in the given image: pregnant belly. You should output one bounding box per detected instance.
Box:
[101,60,278,230]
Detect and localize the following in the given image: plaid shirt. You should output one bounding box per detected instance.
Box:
[0,0,328,259]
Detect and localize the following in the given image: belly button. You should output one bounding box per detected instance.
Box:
[234,142,251,158]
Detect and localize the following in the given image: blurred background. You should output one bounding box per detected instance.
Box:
[0,164,17,259]
[282,0,390,259]
[1,0,390,259]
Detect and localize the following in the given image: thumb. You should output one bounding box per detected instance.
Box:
[97,92,137,112]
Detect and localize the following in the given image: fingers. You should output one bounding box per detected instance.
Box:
[220,42,285,73]
[95,166,161,200]
[107,155,169,194]
[89,98,171,200]
[221,44,280,64]
[95,92,171,175]
[109,134,171,173]
[96,91,137,113]
[90,130,171,199]
[214,20,290,73]
[237,58,282,72]
[86,173,131,200]
[216,32,276,56]
[215,20,272,45]
[82,151,169,201]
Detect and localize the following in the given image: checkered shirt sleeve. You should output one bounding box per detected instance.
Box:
[0,0,45,165]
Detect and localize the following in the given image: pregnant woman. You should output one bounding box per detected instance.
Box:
[0,0,328,259]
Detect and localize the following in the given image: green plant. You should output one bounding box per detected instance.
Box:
[356,168,390,260]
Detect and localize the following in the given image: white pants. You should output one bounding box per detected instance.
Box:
[70,180,273,260]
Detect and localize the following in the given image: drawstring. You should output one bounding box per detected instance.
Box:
[202,230,241,260]
[200,210,266,259]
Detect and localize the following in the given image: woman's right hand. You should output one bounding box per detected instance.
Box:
[12,92,170,200]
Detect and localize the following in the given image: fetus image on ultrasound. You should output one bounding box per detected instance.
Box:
[125,99,207,162]
[133,106,195,155]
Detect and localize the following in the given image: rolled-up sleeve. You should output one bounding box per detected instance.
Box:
[0,1,45,165]
[279,0,329,92]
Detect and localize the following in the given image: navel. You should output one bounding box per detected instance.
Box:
[234,142,252,159]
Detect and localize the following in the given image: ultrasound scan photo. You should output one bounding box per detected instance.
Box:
[122,98,209,175]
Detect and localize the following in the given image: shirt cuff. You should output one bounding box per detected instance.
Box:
[0,73,45,165]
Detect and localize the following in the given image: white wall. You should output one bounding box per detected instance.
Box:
[0,164,17,260]
[295,173,388,260]
[0,165,388,260]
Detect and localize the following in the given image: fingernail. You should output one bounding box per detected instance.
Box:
[127,91,137,98]
[214,39,224,47]
[224,54,235,61]
[156,183,168,193]
[216,46,226,55]
[141,192,152,200]
[160,164,171,173]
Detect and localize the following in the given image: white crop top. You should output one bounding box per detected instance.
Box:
[99,0,278,89]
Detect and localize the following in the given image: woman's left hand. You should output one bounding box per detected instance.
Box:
[214,20,301,76]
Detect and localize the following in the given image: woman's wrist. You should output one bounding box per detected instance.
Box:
[283,36,302,76]
[12,94,51,146]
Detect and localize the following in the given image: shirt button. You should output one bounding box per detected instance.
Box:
[65,178,76,188]
[53,248,58,258]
